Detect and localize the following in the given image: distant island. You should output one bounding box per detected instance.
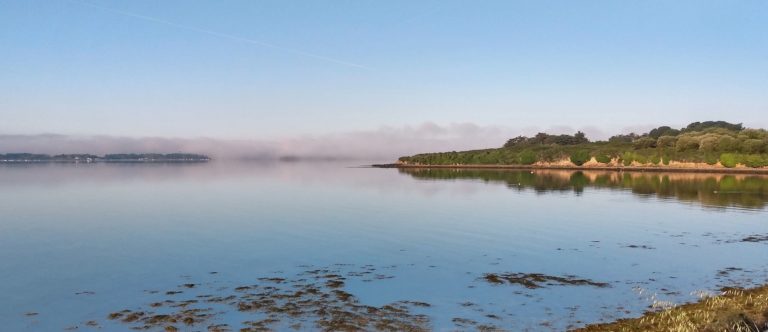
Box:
[0,153,211,163]
[393,121,768,172]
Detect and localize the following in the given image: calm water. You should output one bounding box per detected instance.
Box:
[1,162,766,331]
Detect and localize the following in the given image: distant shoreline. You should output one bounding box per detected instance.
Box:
[372,163,768,175]
[0,153,211,163]
[0,160,211,164]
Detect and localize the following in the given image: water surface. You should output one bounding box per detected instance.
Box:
[1,163,766,331]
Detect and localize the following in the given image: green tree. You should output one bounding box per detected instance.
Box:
[519,150,537,165]
[740,139,765,154]
[716,135,737,151]
[656,135,677,148]
[698,134,719,152]
[633,137,656,149]
[648,126,680,138]
[675,136,700,152]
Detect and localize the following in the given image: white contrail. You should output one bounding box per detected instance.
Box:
[66,0,369,69]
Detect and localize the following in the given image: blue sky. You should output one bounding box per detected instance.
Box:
[1,0,767,140]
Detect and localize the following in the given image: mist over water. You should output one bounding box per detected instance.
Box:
[0,123,607,162]
[1,162,766,331]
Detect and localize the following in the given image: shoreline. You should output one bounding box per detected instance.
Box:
[573,284,768,332]
[373,163,768,175]
[0,160,210,164]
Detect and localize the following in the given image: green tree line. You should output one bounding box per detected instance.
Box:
[398,121,768,168]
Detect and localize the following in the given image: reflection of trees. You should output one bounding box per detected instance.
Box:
[399,168,768,210]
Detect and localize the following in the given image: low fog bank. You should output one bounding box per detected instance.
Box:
[0,123,607,162]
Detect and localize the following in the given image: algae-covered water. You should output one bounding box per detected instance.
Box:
[1,162,766,331]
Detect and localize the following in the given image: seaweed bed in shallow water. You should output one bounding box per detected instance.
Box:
[481,273,611,289]
[91,266,611,331]
[105,265,432,331]
[61,264,766,331]
[742,234,768,243]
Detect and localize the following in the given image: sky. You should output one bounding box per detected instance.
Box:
[1,0,767,157]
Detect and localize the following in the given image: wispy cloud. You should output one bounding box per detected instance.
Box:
[67,0,369,69]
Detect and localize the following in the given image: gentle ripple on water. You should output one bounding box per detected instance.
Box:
[0,162,766,331]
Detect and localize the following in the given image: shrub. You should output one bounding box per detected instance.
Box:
[717,135,737,151]
[662,155,671,165]
[704,154,719,165]
[676,136,700,152]
[720,153,740,168]
[740,139,765,154]
[650,155,661,165]
[743,155,768,168]
[740,129,766,139]
[570,150,591,166]
[621,152,634,166]
[595,154,612,164]
[519,150,537,165]
[699,135,719,152]
[633,137,657,149]
[656,135,677,148]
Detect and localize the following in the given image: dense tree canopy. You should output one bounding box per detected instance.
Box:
[400,121,768,168]
[504,131,589,148]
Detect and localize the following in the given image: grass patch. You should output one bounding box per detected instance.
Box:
[573,285,768,332]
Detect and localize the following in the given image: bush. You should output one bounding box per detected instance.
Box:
[633,137,656,149]
[621,152,634,166]
[676,136,700,152]
[743,155,768,168]
[519,150,537,165]
[699,134,719,152]
[720,153,740,168]
[662,155,671,165]
[650,155,661,165]
[704,154,719,165]
[740,129,766,139]
[595,154,612,164]
[717,135,737,151]
[656,135,677,148]
[570,150,591,166]
[740,139,765,154]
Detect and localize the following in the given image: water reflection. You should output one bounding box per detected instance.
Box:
[399,168,768,210]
